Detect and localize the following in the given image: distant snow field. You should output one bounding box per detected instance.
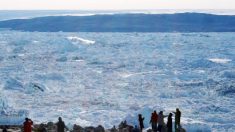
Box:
[0,31,235,131]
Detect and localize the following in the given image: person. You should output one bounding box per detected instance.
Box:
[152,111,158,131]
[23,118,33,132]
[2,126,7,132]
[167,113,173,132]
[138,114,144,131]
[157,111,167,132]
[56,117,66,132]
[149,111,158,131]
[173,108,181,131]
[150,113,154,130]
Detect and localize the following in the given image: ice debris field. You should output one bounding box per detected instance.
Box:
[0,31,235,131]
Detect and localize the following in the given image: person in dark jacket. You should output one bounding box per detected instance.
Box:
[173,108,181,131]
[2,126,7,132]
[23,118,33,132]
[56,117,66,132]
[157,111,164,132]
[138,114,145,131]
[150,113,154,130]
[167,113,173,132]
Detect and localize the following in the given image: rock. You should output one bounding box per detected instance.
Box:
[109,126,118,132]
[132,126,140,132]
[47,121,56,131]
[94,125,105,132]
[84,126,95,132]
[118,121,134,132]
[38,123,47,132]
[73,124,84,132]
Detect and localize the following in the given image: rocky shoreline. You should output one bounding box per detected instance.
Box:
[0,120,186,132]
[0,121,128,132]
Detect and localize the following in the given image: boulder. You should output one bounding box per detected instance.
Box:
[94,125,105,132]
[72,124,84,132]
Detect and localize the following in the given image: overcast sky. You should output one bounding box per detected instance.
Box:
[0,0,234,10]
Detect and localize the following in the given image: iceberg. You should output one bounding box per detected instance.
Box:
[208,58,232,64]
[67,36,95,45]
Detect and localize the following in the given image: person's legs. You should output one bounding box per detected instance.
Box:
[175,121,178,132]
[153,122,157,131]
[158,125,162,132]
[175,121,177,129]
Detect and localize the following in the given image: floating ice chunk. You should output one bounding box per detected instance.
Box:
[4,77,48,93]
[4,78,24,91]
[208,58,232,64]
[34,73,66,82]
[67,36,95,45]
[18,53,25,57]
[32,40,39,43]
[25,82,47,93]
[119,71,160,78]
[56,56,68,62]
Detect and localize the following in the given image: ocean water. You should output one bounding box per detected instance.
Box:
[0,31,235,131]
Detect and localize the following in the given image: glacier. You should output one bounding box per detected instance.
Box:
[0,31,235,131]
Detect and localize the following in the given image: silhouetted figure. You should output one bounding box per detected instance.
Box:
[123,120,127,127]
[150,113,154,130]
[56,117,66,132]
[167,113,173,132]
[110,125,118,132]
[150,111,158,131]
[23,118,33,132]
[157,111,167,132]
[153,111,158,131]
[138,114,144,131]
[2,126,7,132]
[118,120,128,130]
[173,108,181,131]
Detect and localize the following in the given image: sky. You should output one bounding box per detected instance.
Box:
[0,0,235,10]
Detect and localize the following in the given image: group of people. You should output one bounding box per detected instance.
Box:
[22,117,67,132]
[2,108,181,132]
[138,108,181,132]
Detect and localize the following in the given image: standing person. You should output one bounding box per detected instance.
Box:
[23,118,33,132]
[157,111,163,132]
[152,111,158,131]
[173,108,181,131]
[138,114,145,131]
[150,111,158,131]
[167,113,173,132]
[56,117,66,132]
[150,113,155,131]
[157,111,167,132]
[2,126,7,132]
